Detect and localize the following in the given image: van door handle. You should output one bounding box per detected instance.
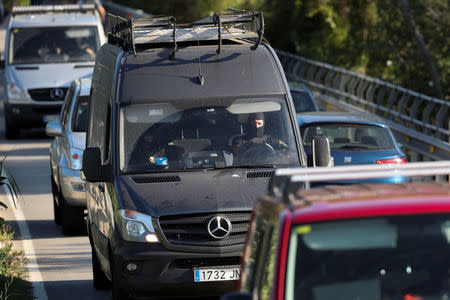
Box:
[98,184,105,193]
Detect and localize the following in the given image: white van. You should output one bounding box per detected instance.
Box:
[1,4,105,138]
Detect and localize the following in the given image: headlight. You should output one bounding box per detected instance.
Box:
[69,148,83,170]
[6,83,27,100]
[117,209,159,243]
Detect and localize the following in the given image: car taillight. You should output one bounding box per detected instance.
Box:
[376,157,406,164]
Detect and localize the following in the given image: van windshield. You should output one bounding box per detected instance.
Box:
[119,97,299,173]
[285,214,450,300]
[9,26,100,65]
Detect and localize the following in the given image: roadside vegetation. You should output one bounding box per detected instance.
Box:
[112,0,449,100]
[0,220,29,300]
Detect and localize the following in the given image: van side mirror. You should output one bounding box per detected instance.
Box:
[0,59,5,69]
[82,147,112,182]
[221,292,252,300]
[45,121,62,137]
[312,136,334,167]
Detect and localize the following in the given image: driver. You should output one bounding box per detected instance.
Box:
[243,113,287,149]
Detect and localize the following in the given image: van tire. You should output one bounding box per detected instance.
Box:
[61,197,85,236]
[4,117,19,139]
[91,247,111,290]
[50,175,62,225]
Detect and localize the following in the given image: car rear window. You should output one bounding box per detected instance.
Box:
[72,96,89,132]
[301,123,395,150]
[291,90,318,113]
[285,214,450,300]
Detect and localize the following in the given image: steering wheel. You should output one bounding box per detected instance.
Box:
[237,142,276,164]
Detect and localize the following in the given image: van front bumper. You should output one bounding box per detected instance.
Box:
[4,103,62,128]
[112,241,241,298]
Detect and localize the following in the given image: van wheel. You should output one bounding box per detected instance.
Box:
[4,118,19,139]
[112,256,129,300]
[91,246,111,290]
[61,197,85,236]
[50,175,62,225]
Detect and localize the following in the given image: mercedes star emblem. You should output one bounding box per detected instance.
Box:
[50,88,64,100]
[207,216,232,239]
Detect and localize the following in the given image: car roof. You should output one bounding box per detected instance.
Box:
[297,111,387,127]
[118,43,286,103]
[10,13,100,28]
[78,77,92,96]
[291,182,450,224]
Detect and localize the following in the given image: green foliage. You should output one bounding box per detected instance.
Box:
[3,0,30,12]
[0,220,29,300]
[111,0,448,99]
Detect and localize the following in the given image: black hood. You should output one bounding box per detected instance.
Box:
[117,169,273,217]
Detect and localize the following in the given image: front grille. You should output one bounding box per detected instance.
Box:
[246,170,274,179]
[159,212,251,247]
[132,175,181,184]
[28,87,68,101]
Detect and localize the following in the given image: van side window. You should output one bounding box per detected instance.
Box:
[87,85,110,164]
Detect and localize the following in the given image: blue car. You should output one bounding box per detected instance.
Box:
[290,86,320,113]
[298,112,407,183]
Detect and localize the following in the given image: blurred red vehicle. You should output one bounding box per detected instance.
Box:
[223,162,450,300]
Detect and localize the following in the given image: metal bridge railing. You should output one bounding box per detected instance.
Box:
[277,49,450,161]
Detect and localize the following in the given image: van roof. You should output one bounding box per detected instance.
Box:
[118,43,286,103]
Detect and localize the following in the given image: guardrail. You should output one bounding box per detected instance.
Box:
[277,49,450,161]
[101,2,450,161]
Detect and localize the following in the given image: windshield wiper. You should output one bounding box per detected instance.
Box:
[212,163,277,169]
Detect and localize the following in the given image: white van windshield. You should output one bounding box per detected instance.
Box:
[119,97,299,173]
[9,26,100,64]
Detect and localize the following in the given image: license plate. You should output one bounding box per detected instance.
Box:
[194,267,240,282]
[43,115,59,122]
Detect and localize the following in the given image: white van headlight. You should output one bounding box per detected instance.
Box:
[7,83,27,100]
[117,209,159,243]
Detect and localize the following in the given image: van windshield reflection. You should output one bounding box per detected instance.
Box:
[119,97,299,173]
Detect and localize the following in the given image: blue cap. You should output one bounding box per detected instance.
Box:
[155,157,168,166]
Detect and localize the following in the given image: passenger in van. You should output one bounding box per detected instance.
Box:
[129,126,184,169]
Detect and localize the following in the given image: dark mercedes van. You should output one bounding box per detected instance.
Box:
[82,11,326,299]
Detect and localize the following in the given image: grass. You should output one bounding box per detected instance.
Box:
[0,219,30,300]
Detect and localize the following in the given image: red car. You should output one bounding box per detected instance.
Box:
[223,162,450,300]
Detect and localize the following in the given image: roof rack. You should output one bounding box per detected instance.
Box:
[12,4,97,16]
[107,8,264,57]
[269,161,450,204]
